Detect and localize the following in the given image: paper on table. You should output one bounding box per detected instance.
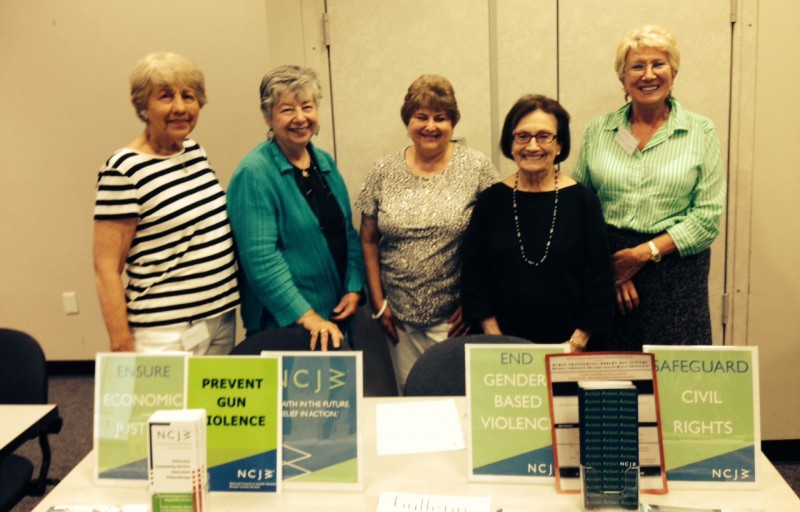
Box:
[376,492,491,512]
[47,506,148,512]
[639,505,763,512]
[376,399,465,455]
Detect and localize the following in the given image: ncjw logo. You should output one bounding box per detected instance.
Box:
[155,429,191,441]
[236,468,275,481]
[712,467,751,480]
[283,367,347,393]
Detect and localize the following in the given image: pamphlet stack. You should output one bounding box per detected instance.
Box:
[578,381,639,511]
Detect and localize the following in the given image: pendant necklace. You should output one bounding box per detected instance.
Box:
[512,169,559,266]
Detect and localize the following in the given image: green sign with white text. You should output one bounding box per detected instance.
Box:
[644,346,760,488]
[466,344,564,482]
[94,353,187,482]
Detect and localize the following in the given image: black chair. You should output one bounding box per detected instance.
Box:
[230,326,315,354]
[403,334,531,396]
[0,328,62,511]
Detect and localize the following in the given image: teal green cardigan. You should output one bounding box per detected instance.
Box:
[226,140,365,336]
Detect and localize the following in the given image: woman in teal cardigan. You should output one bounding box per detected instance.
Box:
[227,65,364,350]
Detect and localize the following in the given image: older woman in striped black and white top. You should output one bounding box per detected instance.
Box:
[573,25,726,350]
[93,53,239,353]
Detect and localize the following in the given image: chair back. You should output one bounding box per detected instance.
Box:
[403,334,531,396]
[0,328,48,404]
[230,326,313,355]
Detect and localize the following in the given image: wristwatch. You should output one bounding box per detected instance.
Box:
[647,240,662,263]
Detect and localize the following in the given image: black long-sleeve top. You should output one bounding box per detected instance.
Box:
[460,182,614,343]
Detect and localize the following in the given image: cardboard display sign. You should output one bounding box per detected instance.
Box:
[466,344,565,482]
[644,345,761,489]
[185,356,282,492]
[94,353,188,484]
[279,352,364,490]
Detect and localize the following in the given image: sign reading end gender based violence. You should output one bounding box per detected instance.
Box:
[466,344,565,482]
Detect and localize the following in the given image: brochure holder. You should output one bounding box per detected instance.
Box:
[578,380,640,510]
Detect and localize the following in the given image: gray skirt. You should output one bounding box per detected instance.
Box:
[600,228,712,351]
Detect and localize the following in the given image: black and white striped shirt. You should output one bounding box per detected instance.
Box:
[94,139,239,327]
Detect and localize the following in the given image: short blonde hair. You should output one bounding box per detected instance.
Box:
[259,65,322,120]
[400,74,460,127]
[130,53,207,122]
[615,25,680,80]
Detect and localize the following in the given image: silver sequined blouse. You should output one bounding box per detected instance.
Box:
[355,144,498,325]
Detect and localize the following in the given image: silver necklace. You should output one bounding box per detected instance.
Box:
[512,169,559,266]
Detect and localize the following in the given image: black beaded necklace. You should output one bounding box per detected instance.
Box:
[512,169,559,266]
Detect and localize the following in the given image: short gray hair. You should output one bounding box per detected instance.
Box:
[259,65,322,119]
[615,25,680,80]
[129,52,207,122]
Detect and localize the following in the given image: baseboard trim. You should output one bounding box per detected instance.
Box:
[763,439,800,464]
[47,360,95,376]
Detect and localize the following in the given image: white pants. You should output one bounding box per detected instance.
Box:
[389,321,451,395]
[132,310,236,355]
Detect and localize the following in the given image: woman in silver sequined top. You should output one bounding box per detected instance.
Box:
[356,74,498,394]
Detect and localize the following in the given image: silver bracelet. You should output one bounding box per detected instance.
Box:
[371,299,388,319]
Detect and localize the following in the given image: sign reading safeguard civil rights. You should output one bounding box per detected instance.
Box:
[186,356,282,492]
[644,346,760,489]
[465,344,565,482]
[94,353,187,483]
[280,352,363,490]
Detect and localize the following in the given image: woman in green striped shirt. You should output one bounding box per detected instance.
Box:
[572,25,726,350]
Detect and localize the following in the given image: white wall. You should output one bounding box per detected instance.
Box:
[0,1,273,358]
[743,0,800,439]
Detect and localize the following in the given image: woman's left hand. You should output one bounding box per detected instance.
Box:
[612,245,650,284]
[447,306,470,338]
[616,280,640,314]
[331,292,360,321]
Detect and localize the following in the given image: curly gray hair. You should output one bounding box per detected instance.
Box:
[259,65,322,120]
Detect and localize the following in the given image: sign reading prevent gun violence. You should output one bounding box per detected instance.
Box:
[644,346,761,489]
[94,353,187,484]
[466,344,566,482]
[186,356,282,492]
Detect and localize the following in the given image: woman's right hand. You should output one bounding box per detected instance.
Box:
[379,304,404,345]
[110,335,135,352]
[296,310,344,351]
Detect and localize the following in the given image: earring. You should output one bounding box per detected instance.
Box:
[314,126,320,136]
[139,110,149,121]
[266,128,274,142]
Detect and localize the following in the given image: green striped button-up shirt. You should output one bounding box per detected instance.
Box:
[572,99,726,256]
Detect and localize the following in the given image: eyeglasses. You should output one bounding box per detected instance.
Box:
[512,131,556,145]
[625,61,670,77]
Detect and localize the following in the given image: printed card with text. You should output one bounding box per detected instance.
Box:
[466,344,566,482]
[644,345,761,489]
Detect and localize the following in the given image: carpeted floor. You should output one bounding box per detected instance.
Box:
[15,376,94,511]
